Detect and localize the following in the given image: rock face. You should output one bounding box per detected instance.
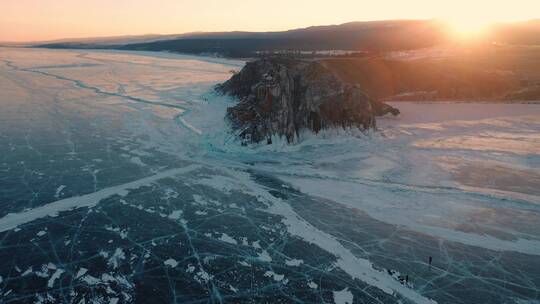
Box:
[217,57,399,143]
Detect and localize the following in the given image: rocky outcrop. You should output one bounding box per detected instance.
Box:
[217,57,399,143]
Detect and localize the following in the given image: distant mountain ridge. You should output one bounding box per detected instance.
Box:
[36,20,446,56]
[33,19,540,57]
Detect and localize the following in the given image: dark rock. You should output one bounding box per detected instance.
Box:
[216,57,399,143]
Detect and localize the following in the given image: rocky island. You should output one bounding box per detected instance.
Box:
[217,57,399,144]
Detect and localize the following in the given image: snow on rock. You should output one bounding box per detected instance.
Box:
[218,57,398,143]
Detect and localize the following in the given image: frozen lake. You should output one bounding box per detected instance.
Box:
[0,47,539,304]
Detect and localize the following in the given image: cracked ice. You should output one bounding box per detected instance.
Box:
[0,47,539,304]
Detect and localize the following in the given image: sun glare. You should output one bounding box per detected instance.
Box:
[444,17,494,39]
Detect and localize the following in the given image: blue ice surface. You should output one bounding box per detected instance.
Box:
[0,47,539,304]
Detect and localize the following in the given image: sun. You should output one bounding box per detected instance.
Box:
[443,17,494,39]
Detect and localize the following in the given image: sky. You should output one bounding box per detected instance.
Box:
[1,0,539,42]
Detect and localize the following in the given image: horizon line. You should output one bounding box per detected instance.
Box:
[2,17,538,45]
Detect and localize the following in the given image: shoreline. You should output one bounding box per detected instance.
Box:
[4,46,539,105]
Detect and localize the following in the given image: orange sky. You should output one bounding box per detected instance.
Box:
[1,0,539,42]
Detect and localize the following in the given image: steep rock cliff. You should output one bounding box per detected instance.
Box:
[217,57,399,143]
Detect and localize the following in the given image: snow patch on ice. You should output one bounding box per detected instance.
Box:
[0,165,201,232]
[54,185,66,198]
[47,269,64,288]
[257,250,272,262]
[208,169,437,304]
[168,210,183,220]
[164,259,178,268]
[36,230,47,237]
[218,233,237,245]
[285,259,303,266]
[333,288,353,304]
[108,248,126,269]
[75,268,88,279]
[264,271,285,282]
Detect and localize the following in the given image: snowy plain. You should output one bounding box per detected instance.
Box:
[0,47,539,304]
